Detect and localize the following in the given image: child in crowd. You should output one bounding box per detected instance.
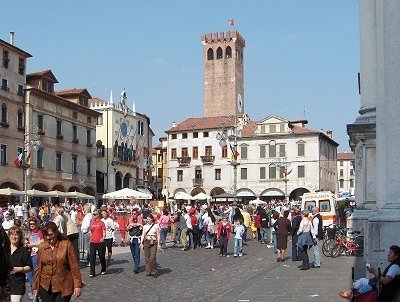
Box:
[217,215,231,257]
[233,219,245,257]
[117,212,129,247]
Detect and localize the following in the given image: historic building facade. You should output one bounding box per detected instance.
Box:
[24,70,99,195]
[90,91,153,201]
[0,35,31,194]
[337,151,355,194]
[165,30,338,204]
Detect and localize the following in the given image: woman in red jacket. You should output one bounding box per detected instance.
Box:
[216,216,231,257]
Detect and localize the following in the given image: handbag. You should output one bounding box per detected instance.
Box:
[142,224,155,245]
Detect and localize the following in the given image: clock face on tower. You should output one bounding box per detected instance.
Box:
[120,121,128,138]
[237,93,243,113]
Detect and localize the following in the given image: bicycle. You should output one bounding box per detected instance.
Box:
[330,229,364,257]
[321,224,340,257]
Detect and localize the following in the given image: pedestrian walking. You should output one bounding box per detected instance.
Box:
[33,222,83,301]
[140,214,161,278]
[297,210,314,270]
[127,209,142,274]
[273,210,291,262]
[217,215,231,257]
[233,220,245,257]
[89,210,106,277]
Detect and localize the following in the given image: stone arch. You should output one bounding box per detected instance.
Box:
[190,187,205,196]
[210,187,224,197]
[226,46,232,58]
[290,187,310,201]
[85,186,96,196]
[52,184,65,192]
[207,48,214,60]
[115,171,123,190]
[0,181,20,190]
[69,186,80,192]
[123,173,132,188]
[32,183,49,191]
[216,47,223,59]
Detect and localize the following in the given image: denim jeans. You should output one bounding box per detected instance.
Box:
[174,227,182,243]
[272,231,277,253]
[160,228,168,248]
[27,254,37,288]
[129,237,141,271]
[311,240,321,267]
[260,228,268,243]
[219,235,228,255]
[206,231,214,246]
[234,238,243,255]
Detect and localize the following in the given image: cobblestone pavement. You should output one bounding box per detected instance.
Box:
[24,238,358,302]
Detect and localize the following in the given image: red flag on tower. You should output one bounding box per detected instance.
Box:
[227,19,235,26]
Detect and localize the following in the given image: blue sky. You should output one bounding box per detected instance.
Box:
[3,1,360,151]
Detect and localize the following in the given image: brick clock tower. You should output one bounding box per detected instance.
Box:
[201,31,245,117]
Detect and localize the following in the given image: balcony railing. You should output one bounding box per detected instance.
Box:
[192,178,203,187]
[112,150,135,164]
[201,155,215,165]
[177,156,191,167]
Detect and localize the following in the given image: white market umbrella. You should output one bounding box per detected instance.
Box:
[26,189,56,197]
[64,191,95,200]
[192,192,211,200]
[103,188,151,200]
[174,191,193,200]
[0,188,24,196]
[249,198,267,206]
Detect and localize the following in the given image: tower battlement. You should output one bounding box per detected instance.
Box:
[201,30,245,47]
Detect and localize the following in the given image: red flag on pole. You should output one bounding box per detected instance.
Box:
[227,19,235,26]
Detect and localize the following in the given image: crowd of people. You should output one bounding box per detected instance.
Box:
[1,197,398,302]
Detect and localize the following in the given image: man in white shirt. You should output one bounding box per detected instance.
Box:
[311,206,322,268]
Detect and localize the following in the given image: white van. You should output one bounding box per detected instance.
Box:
[300,191,339,227]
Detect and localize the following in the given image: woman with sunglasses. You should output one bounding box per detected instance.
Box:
[33,221,83,302]
[9,225,32,302]
[89,210,106,277]
[26,218,44,300]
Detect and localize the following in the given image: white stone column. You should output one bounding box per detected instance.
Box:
[375,0,400,208]
[359,0,377,117]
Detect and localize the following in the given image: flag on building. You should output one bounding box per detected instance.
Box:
[227,19,235,26]
[14,152,24,168]
[25,150,31,166]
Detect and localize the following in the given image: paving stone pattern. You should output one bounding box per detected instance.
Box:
[24,238,356,302]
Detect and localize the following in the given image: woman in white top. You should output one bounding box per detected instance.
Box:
[203,208,216,249]
[296,210,314,270]
[140,214,161,277]
[101,210,115,263]
[80,203,92,263]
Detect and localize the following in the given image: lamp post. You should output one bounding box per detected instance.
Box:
[216,117,240,206]
[23,124,41,221]
[269,151,291,201]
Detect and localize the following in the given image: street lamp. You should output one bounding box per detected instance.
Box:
[269,151,291,200]
[23,124,41,221]
[216,117,240,206]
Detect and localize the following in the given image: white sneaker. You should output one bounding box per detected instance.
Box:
[239,253,243,257]
[226,255,230,258]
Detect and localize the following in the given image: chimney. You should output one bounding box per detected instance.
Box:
[9,32,15,45]
[172,121,177,127]
[326,130,333,138]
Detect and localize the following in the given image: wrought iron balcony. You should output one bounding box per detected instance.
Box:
[201,155,215,165]
[192,178,203,187]
[177,156,191,167]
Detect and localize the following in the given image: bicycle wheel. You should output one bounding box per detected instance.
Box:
[322,238,336,257]
[331,241,344,258]
[354,236,364,256]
